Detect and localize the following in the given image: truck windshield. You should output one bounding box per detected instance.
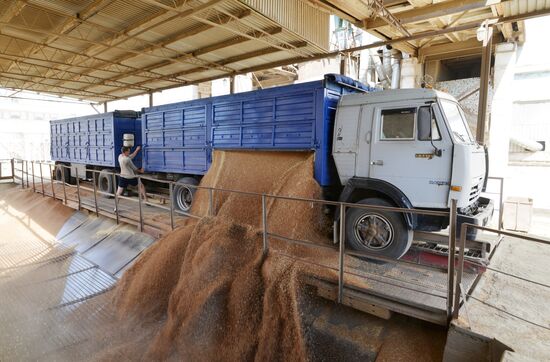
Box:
[440,100,474,144]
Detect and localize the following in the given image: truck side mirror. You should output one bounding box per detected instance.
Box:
[418,105,442,157]
[418,107,432,140]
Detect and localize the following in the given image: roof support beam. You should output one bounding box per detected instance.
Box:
[364,0,501,30]
[0,73,115,100]
[106,41,308,94]
[77,11,255,92]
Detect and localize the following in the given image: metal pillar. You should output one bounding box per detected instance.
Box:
[476,24,493,144]
[20,161,24,189]
[148,92,153,107]
[103,101,108,113]
[229,76,235,94]
[10,159,14,183]
[446,199,458,321]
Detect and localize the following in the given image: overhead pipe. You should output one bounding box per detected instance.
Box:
[390,49,402,89]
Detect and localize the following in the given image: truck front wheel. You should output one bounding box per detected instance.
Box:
[345,198,412,259]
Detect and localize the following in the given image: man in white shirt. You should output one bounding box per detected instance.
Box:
[117,145,147,202]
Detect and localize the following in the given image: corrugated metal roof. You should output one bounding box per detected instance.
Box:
[311,0,550,60]
[0,0,330,102]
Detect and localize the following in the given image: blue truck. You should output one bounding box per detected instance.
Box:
[50,110,142,191]
[51,74,493,259]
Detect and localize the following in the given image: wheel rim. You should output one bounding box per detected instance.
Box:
[100,176,110,192]
[354,213,394,250]
[176,185,193,211]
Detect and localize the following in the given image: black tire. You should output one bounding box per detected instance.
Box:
[172,177,198,212]
[98,169,115,197]
[345,198,413,259]
[54,164,70,184]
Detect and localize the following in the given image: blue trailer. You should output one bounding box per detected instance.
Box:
[50,110,142,192]
[141,74,371,210]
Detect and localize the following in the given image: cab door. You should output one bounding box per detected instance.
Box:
[369,103,453,208]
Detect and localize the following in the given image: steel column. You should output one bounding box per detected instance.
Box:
[11,159,14,183]
[476,24,493,144]
[21,160,24,189]
[338,204,346,304]
[446,199,458,321]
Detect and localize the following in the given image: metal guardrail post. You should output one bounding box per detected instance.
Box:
[137,176,144,232]
[75,168,81,211]
[11,159,14,184]
[61,165,67,204]
[453,224,468,319]
[261,194,268,257]
[169,182,175,230]
[498,178,504,234]
[447,198,458,322]
[49,164,55,199]
[338,204,346,304]
[25,161,29,188]
[92,171,99,216]
[208,188,214,216]
[40,163,45,195]
[31,161,35,192]
[112,173,119,224]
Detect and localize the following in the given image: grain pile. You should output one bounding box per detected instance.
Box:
[105,151,335,360]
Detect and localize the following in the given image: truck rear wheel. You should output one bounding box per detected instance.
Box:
[54,164,70,184]
[98,169,114,197]
[172,177,198,212]
[345,198,412,259]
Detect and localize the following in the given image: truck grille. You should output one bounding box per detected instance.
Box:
[469,178,483,202]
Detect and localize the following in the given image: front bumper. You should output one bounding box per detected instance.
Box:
[457,197,494,240]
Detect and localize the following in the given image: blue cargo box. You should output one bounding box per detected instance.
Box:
[50,110,142,168]
[141,74,371,186]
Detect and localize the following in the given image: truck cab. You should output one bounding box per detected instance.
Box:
[333,89,494,258]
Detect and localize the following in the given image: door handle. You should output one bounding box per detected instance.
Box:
[370,160,384,166]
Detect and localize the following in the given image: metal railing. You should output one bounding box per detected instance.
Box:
[9,158,513,324]
[452,223,550,325]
